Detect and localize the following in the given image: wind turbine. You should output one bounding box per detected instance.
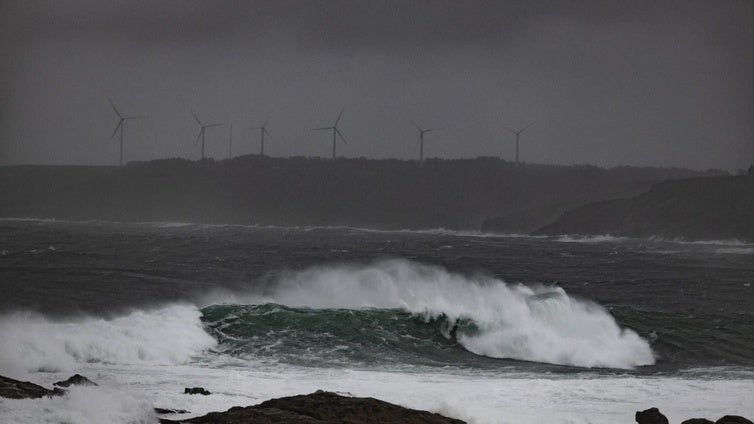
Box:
[413,122,434,166]
[228,124,233,159]
[314,108,347,159]
[108,98,145,167]
[249,122,271,156]
[192,112,222,160]
[504,122,534,166]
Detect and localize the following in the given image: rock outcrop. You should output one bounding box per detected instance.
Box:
[637,408,753,424]
[161,390,466,424]
[636,407,669,424]
[716,417,754,424]
[53,374,98,388]
[0,375,63,399]
[184,387,211,395]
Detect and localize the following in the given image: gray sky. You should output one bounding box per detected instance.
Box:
[1,0,752,170]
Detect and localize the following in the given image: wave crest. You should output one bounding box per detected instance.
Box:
[233,259,655,369]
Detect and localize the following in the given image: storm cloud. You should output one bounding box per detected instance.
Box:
[1,0,752,170]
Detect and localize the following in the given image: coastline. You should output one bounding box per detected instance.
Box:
[2,374,752,424]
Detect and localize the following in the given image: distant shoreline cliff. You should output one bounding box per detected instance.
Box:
[532,175,754,242]
[0,156,723,234]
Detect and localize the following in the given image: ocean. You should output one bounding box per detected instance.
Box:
[1,218,753,423]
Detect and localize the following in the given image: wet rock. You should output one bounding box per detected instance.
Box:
[716,417,753,424]
[636,407,669,424]
[53,374,97,388]
[155,407,190,414]
[162,390,466,424]
[184,387,211,395]
[0,375,61,399]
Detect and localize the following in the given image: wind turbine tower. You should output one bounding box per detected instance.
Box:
[108,98,145,167]
[505,122,534,166]
[192,112,222,160]
[314,108,347,159]
[249,122,271,156]
[228,124,233,159]
[413,122,434,166]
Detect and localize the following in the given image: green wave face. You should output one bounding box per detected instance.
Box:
[201,303,485,369]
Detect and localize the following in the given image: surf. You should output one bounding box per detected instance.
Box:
[221,259,655,369]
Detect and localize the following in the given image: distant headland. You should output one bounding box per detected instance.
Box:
[532,174,754,242]
[0,156,728,236]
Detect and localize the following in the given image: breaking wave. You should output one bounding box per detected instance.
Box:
[0,304,216,377]
[220,259,655,369]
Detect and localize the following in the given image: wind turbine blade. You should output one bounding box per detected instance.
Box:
[264,128,271,137]
[108,97,122,119]
[336,128,347,144]
[206,123,222,128]
[334,107,344,126]
[110,121,122,139]
[520,121,535,133]
[195,130,202,145]
[412,121,423,132]
[503,126,517,135]
[125,116,147,120]
[191,111,202,127]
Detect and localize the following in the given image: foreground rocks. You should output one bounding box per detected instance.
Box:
[3,375,752,424]
[184,387,211,395]
[53,373,98,388]
[160,390,466,424]
[636,408,753,424]
[0,375,63,399]
[0,374,96,400]
[636,408,670,424]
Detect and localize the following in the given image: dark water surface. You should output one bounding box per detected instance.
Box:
[1,219,753,374]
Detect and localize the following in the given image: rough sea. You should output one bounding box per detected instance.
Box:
[1,218,753,423]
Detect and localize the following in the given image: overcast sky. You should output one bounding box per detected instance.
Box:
[1,0,752,170]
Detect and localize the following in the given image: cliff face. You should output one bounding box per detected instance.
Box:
[533,176,754,242]
[0,156,721,232]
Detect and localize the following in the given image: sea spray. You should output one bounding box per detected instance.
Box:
[0,304,216,377]
[0,385,156,424]
[225,259,655,369]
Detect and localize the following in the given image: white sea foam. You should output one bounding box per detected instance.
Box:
[236,259,655,369]
[0,385,156,424]
[26,361,752,424]
[0,304,216,377]
[556,234,628,243]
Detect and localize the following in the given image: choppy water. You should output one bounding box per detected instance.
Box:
[1,219,753,423]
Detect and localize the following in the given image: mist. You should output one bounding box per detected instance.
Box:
[1,0,752,170]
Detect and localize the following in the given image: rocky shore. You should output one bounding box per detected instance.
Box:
[1,374,751,424]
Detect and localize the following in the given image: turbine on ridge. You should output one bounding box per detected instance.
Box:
[314,108,347,159]
[504,122,535,166]
[192,111,222,160]
[413,121,434,166]
[249,122,271,156]
[108,97,145,167]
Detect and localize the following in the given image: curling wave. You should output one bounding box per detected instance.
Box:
[222,259,655,369]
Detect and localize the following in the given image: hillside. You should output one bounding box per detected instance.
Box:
[0,156,722,232]
[533,175,754,242]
